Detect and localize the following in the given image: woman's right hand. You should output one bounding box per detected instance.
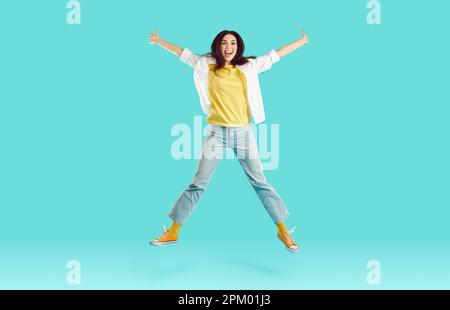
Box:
[149,30,159,45]
[148,31,183,57]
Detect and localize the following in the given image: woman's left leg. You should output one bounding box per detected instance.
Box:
[232,127,289,224]
[232,126,299,252]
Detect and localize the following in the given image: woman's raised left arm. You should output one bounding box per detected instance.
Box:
[275,30,309,58]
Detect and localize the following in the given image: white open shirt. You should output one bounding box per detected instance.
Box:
[179,48,281,124]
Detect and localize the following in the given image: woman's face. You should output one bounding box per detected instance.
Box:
[220,34,238,64]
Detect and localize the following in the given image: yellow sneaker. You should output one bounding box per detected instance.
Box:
[277,227,299,253]
[149,226,178,246]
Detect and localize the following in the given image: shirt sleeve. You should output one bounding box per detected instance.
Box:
[254,49,281,74]
[179,47,201,69]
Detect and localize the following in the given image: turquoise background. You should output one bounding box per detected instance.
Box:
[0,0,449,289]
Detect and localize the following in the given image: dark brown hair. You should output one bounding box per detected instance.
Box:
[203,30,256,75]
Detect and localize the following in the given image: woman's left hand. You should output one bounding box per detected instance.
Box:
[300,30,309,45]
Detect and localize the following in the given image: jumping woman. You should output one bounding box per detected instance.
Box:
[148,29,309,253]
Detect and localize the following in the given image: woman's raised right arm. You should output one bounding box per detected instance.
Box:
[149,30,183,57]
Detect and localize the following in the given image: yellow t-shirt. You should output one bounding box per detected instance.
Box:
[206,64,251,127]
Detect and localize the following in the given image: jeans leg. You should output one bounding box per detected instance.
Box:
[168,127,225,224]
[234,128,289,224]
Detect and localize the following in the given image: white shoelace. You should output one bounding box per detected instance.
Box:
[159,226,170,240]
[282,226,297,246]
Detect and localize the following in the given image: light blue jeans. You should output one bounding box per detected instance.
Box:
[168,124,289,225]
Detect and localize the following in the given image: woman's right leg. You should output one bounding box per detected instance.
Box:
[151,126,225,246]
[168,126,225,225]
